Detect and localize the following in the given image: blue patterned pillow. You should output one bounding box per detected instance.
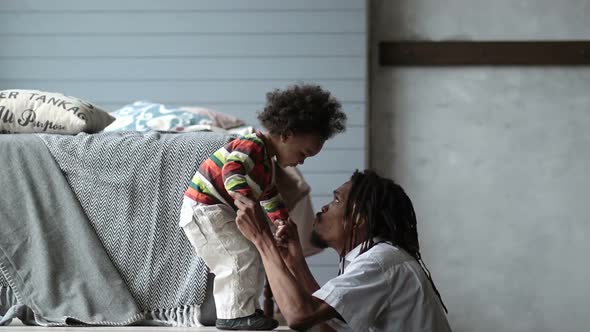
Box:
[105,101,220,132]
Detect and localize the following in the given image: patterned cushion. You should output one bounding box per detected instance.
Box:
[0,89,114,134]
[105,101,244,132]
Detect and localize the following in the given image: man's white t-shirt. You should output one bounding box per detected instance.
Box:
[312,241,451,332]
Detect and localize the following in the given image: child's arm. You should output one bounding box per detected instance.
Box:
[220,137,286,224]
[220,139,263,201]
[259,185,290,225]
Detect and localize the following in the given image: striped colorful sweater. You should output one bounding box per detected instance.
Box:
[184,131,289,223]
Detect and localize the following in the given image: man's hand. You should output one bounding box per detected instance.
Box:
[275,218,305,266]
[232,192,272,244]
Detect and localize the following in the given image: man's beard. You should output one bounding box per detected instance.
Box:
[310,230,329,249]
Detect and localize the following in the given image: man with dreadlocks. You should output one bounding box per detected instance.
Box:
[232,169,451,332]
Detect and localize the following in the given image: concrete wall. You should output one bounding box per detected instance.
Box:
[370,1,590,331]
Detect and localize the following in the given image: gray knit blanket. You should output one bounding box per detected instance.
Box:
[0,131,232,325]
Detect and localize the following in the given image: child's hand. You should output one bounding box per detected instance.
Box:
[233,192,272,243]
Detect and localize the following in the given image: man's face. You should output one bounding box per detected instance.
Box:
[310,180,352,249]
[274,132,324,168]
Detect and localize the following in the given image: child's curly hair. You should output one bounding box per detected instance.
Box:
[257,83,346,140]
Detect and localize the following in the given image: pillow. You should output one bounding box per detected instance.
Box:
[105,101,245,132]
[179,106,245,130]
[0,89,114,134]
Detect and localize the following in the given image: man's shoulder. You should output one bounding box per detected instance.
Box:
[356,243,417,270]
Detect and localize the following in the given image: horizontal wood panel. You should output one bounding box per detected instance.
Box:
[308,265,338,287]
[1,0,368,201]
[0,12,365,34]
[0,0,364,11]
[102,103,366,127]
[307,249,340,266]
[305,172,356,196]
[311,195,330,212]
[0,35,366,57]
[0,57,365,80]
[300,149,365,172]
[0,80,364,103]
[313,193,399,213]
[324,127,364,150]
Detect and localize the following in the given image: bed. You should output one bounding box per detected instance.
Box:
[0,103,318,326]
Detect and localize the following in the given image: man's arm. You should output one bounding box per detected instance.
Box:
[256,235,339,330]
[233,193,339,330]
[275,218,321,294]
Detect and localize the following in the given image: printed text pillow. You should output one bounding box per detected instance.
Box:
[0,89,114,134]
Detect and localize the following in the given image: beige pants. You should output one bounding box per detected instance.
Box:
[179,197,265,319]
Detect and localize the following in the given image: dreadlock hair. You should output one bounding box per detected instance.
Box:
[341,169,448,313]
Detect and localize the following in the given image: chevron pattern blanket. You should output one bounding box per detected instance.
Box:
[0,131,233,325]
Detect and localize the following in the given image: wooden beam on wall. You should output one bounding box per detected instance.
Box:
[379,41,590,66]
